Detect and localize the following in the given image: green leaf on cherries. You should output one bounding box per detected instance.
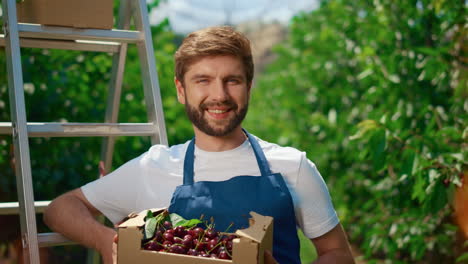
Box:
[169,213,203,228]
[144,217,157,240]
[179,218,203,228]
[169,213,202,228]
[145,210,154,220]
[169,213,185,226]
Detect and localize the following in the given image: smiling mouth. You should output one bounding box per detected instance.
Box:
[207,109,228,114]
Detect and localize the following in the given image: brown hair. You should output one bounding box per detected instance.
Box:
[175,26,254,85]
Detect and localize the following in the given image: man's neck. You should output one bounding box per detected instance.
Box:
[193,126,247,152]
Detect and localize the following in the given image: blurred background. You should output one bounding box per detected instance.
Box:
[0,0,467,263]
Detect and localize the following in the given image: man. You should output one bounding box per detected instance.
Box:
[44,26,354,264]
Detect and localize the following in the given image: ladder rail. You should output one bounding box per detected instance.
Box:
[2,0,41,263]
[134,0,168,146]
[0,122,158,137]
[38,233,76,248]
[0,36,121,53]
[17,23,142,43]
[0,201,50,215]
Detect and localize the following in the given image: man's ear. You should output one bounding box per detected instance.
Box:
[175,77,186,104]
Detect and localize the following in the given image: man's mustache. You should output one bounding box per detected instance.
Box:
[200,100,237,110]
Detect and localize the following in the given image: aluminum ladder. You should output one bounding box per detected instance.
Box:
[0,0,168,263]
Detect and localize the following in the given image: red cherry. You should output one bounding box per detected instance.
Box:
[187,248,198,256]
[218,250,230,259]
[192,227,204,238]
[143,241,161,251]
[155,230,163,242]
[163,231,174,242]
[162,240,173,250]
[173,237,183,244]
[182,235,193,248]
[169,244,185,254]
[194,240,206,251]
[205,228,217,239]
[163,221,172,229]
[198,253,210,258]
[174,226,187,237]
[225,241,233,251]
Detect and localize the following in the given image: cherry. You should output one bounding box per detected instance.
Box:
[218,250,230,259]
[143,241,161,251]
[162,240,173,249]
[169,244,185,254]
[198,253,210,258]
[205,228,217,239]
[155,230,163,242]
[182,235,193,248]
[163,221,172,229]
[207,238,220,254]
[174,226,187,237]
[187,248,198,256]
[163,231,174,242]
[173,237,183,244]
[224,240,233,251]
[191,227,204,238]
[194,239,206,251]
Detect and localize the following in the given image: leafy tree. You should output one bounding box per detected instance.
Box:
[245,0,467,263]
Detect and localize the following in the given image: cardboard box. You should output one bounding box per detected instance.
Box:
[118,208,273,264]
[16,0,114,29]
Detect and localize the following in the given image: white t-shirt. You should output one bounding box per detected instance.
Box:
[81,135,339,239]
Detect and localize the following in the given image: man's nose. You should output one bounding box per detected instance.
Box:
[211,80,229,101]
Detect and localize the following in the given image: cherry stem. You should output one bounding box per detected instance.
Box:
[223,222,234,233]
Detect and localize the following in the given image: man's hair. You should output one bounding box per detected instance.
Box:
[175,26,254,85]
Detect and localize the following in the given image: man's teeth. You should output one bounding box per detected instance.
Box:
[207,109,227,114]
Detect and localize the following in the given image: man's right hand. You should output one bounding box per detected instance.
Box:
[102,234,118,264]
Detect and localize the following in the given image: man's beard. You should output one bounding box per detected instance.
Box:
[184,98,249,137]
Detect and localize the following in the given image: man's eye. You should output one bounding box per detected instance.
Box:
[196,79,208,84]
[227,79,240,84]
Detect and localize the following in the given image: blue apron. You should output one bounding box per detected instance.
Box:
[168,130,301,264]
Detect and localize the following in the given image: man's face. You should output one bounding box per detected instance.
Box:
[175,55,251,137]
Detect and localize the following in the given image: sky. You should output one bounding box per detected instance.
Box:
[149,0,318,34]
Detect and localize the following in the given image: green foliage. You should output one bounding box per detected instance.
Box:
[245,0,467,263]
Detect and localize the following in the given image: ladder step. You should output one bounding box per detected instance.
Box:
[16,23,142,43]
[0,35,120,53]
[0,201,50,215]
[0,122,157,137]
[38,232,76,247]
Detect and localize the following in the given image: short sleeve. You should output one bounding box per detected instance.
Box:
[295,154,339,238]
[81,155,144,224]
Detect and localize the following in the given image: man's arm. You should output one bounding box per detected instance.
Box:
[43,188,116,264]
[311,224,355,264]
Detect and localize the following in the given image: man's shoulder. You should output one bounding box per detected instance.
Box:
[253,135,305,161]
[145,140,190,160]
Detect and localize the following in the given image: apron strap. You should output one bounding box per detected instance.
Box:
[243,129,272,177]
[183,129,272,185]
[183,139,196,185]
